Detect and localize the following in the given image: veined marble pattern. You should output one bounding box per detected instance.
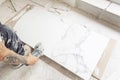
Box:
[51,25,91,79]
[14,6,110,80]
[51,25,90,77]
[50,27,109,80]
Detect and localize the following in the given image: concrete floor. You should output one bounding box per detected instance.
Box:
[0,60,72,80]
[0,0,120,80]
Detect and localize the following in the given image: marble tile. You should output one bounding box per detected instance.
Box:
[100,3,120,27]
[51,29,110,80]
[77,0,110,17]
[77,0,120,27]
[107,3,120,16]
[14,6,110,80]
[80,0,110,9]
[110,0,120,5]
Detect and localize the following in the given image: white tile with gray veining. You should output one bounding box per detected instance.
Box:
[14,6,110,80]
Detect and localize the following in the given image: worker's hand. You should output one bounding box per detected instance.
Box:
[26,53,39,65]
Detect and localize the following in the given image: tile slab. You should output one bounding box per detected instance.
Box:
[14,7,110,80]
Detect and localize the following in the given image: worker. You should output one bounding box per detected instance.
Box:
[0,22,42,67]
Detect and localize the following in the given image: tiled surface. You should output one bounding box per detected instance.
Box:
[110,0,120,5]
[14,6,110,80]
[14,7,109,80]
[77,0,120,27]
[77,0,110,17]
[100,3,120,27]
[80,0,110,9]
[0,0,120,80]
[107,3,120,16]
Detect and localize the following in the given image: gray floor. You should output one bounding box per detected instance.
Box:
[0,0,120,80]
[0,60,72,80]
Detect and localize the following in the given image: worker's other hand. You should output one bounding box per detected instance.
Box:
[26,53,39,65]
